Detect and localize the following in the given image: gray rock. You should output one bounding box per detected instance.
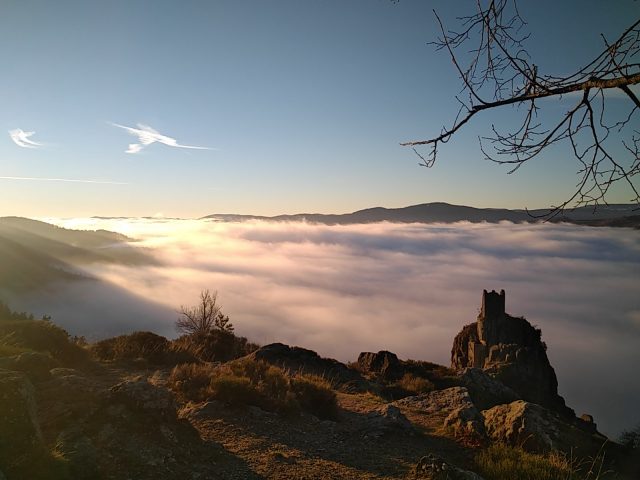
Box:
[459,367,519,409]
[394,387,485,440]
[362,404,414,438]
[0,352,59,382]
[357,351,401,379]
[180,400,224,421]
[50,367,82,377]
[482,400,606,454]
[414,453,485,479]
[0,370,44,467]
[55,431,99,480]
[109,377,177,419]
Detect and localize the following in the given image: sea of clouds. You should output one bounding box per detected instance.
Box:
[37,218,640,436]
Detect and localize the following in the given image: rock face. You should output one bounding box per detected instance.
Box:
[451,290,571,415]
[249,342,365,388]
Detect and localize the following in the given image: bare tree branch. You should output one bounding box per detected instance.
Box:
[403,1,640,216]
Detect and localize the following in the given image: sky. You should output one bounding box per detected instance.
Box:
[0,0,638,217]
[8,217,639,436]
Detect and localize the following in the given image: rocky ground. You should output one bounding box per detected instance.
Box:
[2,348,637,480]
[2,294,639,479]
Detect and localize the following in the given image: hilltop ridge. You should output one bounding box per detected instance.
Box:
[203,202,640,228]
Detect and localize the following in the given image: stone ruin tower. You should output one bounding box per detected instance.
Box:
[471,289,505,367]
[451,289,572,415]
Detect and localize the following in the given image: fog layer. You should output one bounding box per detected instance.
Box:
[43,218,640,436]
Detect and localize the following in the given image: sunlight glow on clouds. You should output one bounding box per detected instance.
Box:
[109,122,212,154]
[46,218,640,435]
[8,128,43,148]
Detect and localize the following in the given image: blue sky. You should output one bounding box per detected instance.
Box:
[0,0,638,217]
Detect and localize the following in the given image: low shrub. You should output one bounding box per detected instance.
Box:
[90,331,195,365]
[209,375,258,406]
[474,444,603,480]
[396,373,435,395]
[290,375,338,420]
[167,362,217,402]
[171,330,259,363]
[168,358,338,419]
[0,319,88,366]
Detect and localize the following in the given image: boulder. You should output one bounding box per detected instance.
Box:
[249,343,365,389]
[414,453,484,479]
[394,387,485,440]
[482,400,607,454]
[109,377,177,420]
[0,370,44,470]
[362,404,414,438]
[459,368,518,410]
[357,351,401,379]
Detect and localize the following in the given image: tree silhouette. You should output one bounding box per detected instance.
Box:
[402,1,639,216]
[176,289,234,337]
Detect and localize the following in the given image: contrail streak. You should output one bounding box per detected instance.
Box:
[0,176,128,185]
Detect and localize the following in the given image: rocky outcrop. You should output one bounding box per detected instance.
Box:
[395,387,485,440]
[459,368,518,410]
[357,351,402,379]
[0,352,60,382]
[414,453,484,479]
[109,377,178,420]
[249,342,366,389]
[0,370,44,472]
[482,400,607,454]
[451,290,572,416]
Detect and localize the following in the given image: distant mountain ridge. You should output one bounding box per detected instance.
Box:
[204,202,640,228]
[0,217,157,293]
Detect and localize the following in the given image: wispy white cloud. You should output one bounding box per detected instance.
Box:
[8,129,43,149]
[0,176,128,185]
[109,122,212,154]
